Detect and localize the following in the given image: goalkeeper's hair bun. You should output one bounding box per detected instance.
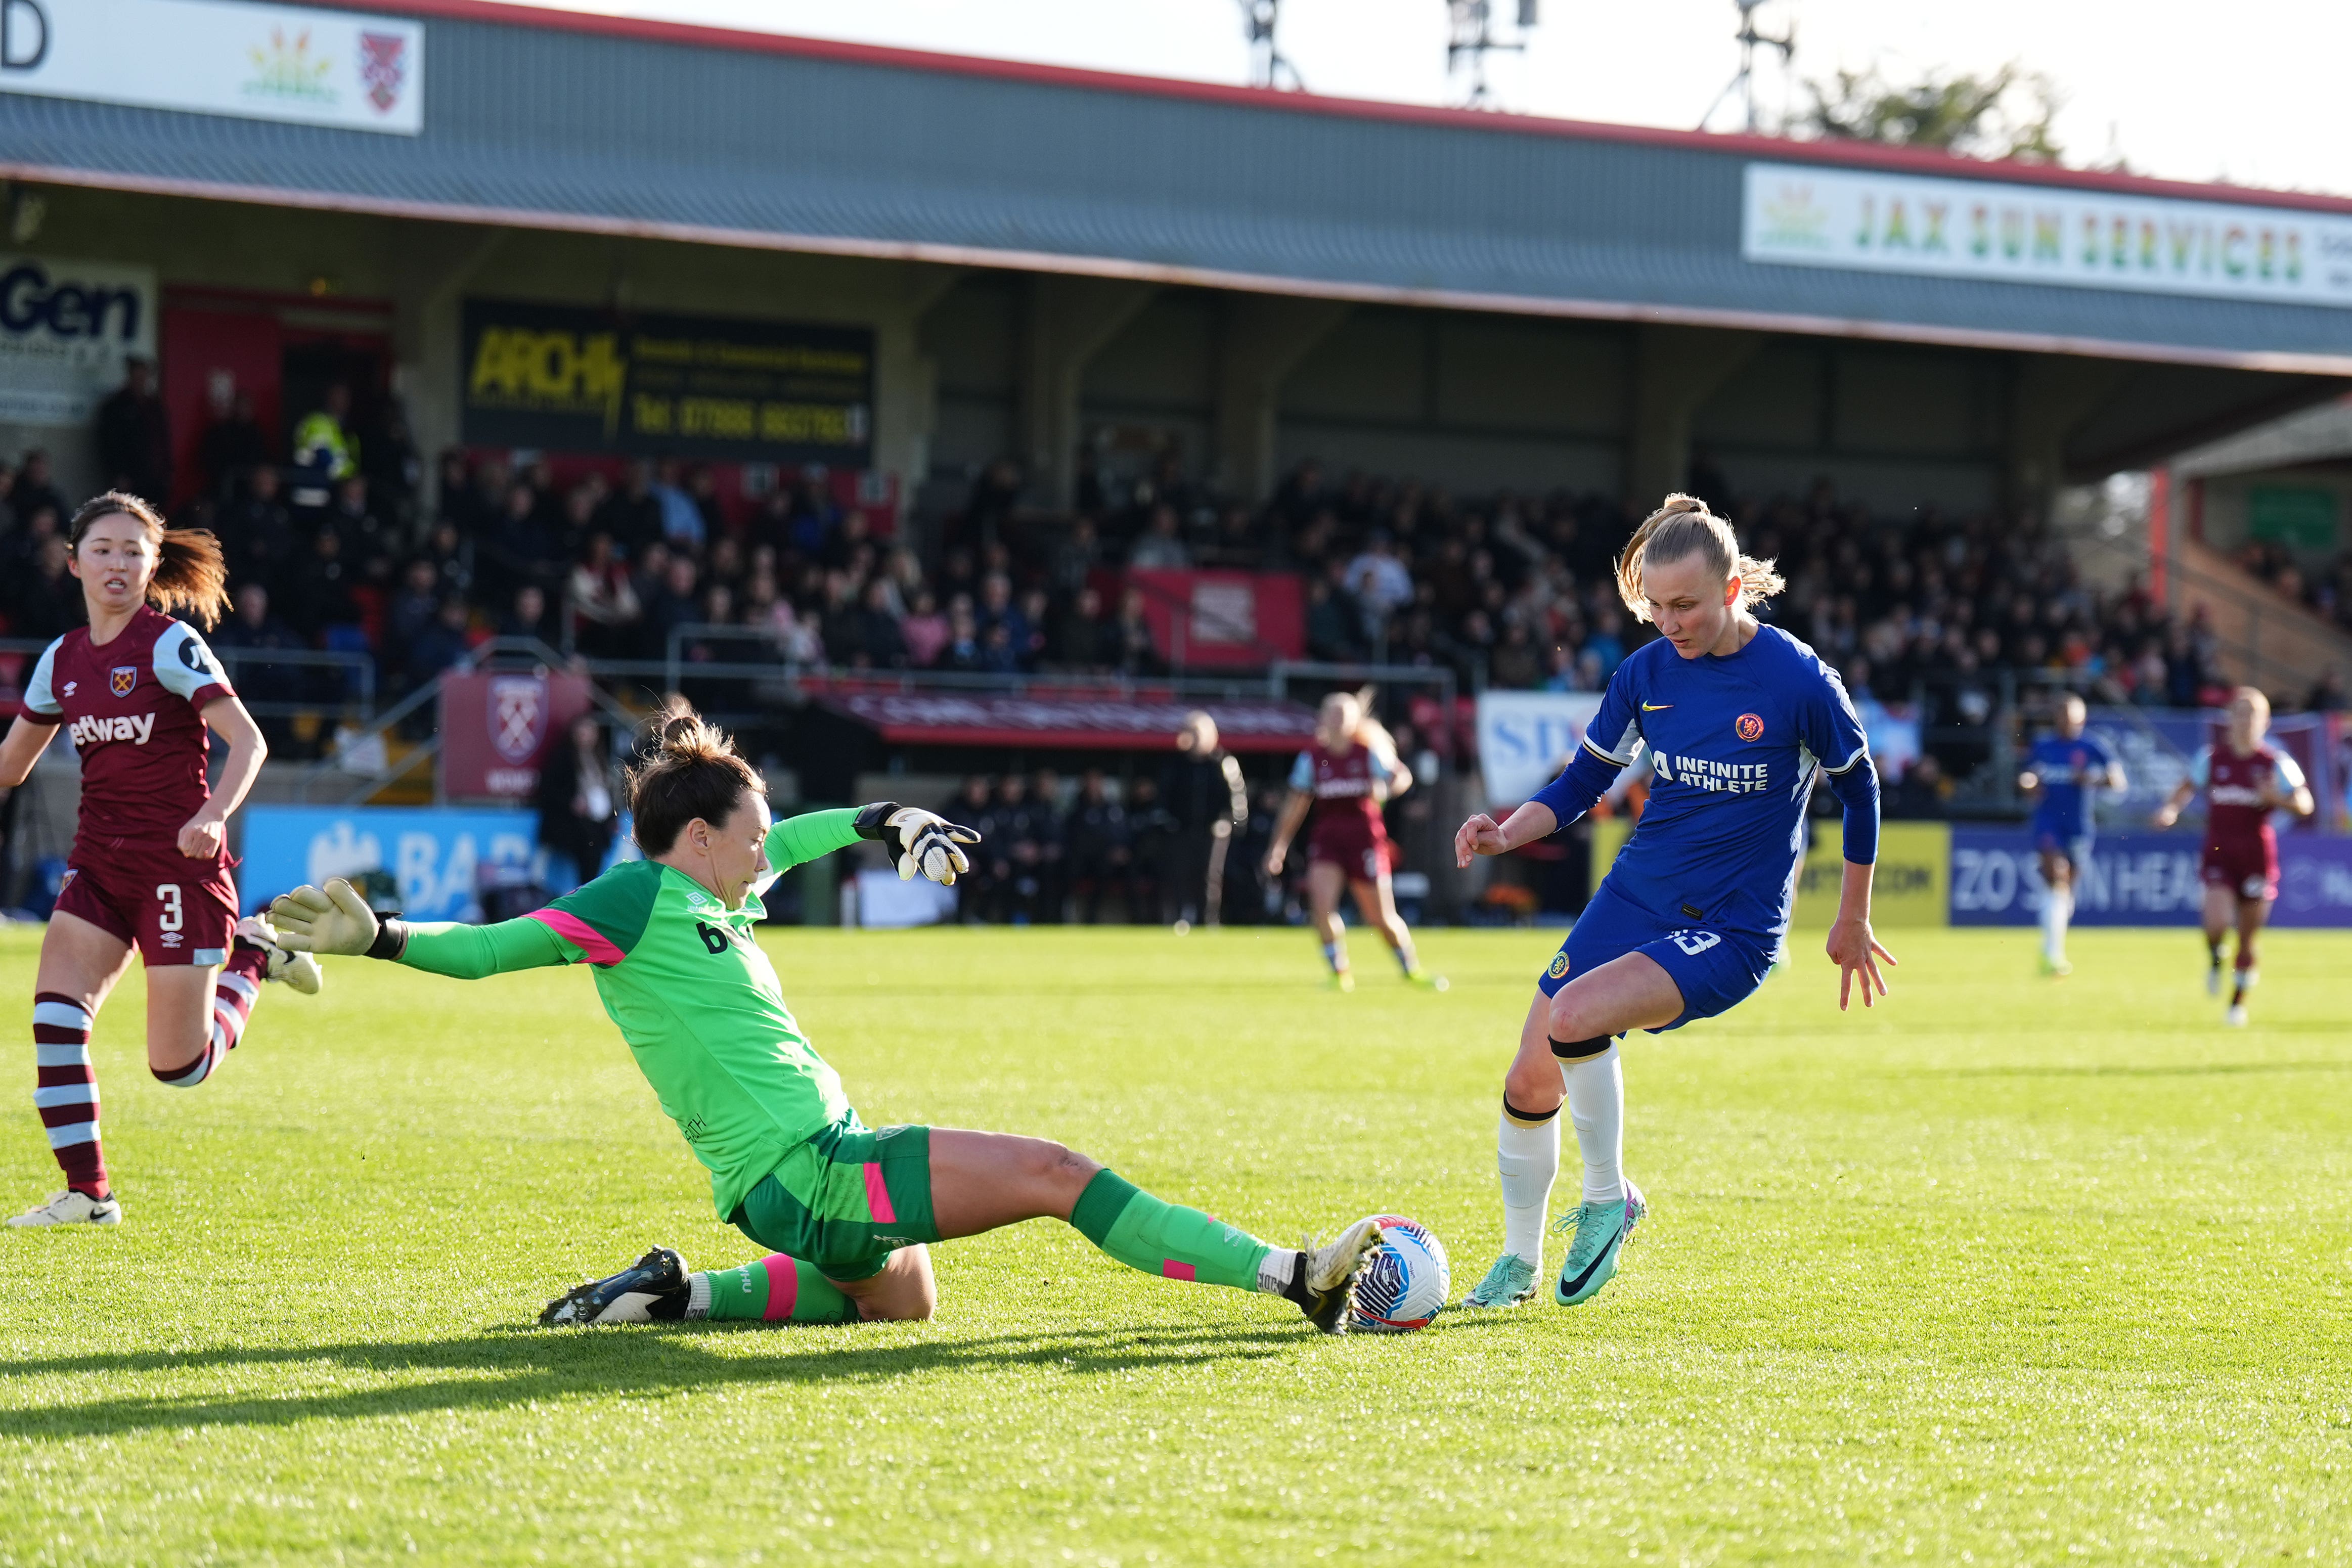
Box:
[627,697,766,856]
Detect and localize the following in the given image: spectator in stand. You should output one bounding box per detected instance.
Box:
[1489,618,1541,689]
[499,584,555,644]
[1345,532,1415,630]
[280,525,363,643]
[198,391,270,504]
[535,712,618,887]
[1129,503,1191,569]
[1064,769,1133,924]
[480,480,556,611]
[12,451,68,534]
[939,597,985,671]
[652,459,705,550]
[404,597,476,693]
[293,383,359,482]
[853,576,909,668]
[1112,587,1161,677]
[1014,587,1051,669]
[1122,776,1175,923]
[325,474,392,583]
[1030,769,1069,923]
[210,583,303,751]
[1051,585,1108,671]
[900,588,950,669]
[564,531,640,658]
[1885,753,1951,819]
[388,558,444,654]
[644,554,702,654]
[1305,564,1365,663]
[96,355,171,502]
[10,535,79,640]
[595,459,664,559]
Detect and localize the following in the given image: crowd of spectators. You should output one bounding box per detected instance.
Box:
[3,364,2344,767]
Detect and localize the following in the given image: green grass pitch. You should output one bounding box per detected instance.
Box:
[3,922,2350,1564]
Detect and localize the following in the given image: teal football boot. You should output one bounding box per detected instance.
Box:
[1458,1252,1539,1310]
[1551,1181,1646,1307]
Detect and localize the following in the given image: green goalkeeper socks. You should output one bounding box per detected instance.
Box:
[696,1254,861,1324]
[1069,1169,1274,1291]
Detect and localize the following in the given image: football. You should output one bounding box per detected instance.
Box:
[1348,1214,1451,1333]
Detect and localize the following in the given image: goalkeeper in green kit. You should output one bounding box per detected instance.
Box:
[271,703,1381,1331]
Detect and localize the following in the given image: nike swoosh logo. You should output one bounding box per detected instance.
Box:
[1641,702,1673,711]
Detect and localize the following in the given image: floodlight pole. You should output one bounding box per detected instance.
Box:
[1700,0,1793,134]
[1238,0,1302,90]
[1447,0,1536,109]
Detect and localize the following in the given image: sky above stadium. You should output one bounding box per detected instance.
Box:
[511,0,2340,197]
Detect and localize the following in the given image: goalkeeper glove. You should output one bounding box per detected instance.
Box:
[854,801,983,886]
[270,878,409,960]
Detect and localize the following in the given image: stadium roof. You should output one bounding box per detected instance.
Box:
[10,0,2352,375]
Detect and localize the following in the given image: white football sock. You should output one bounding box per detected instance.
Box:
[2041,886,2071,959]
[1562,1045,1625,1205]
[1255,1247,1297,1295]
[1496,1106,1560,1264]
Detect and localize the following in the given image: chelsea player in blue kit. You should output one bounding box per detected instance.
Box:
[2017,692,2125,976]
[1451,496,1895,1311]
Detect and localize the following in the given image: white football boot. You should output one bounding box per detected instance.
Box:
[236,915,324,995]
[9,1189,123,1227]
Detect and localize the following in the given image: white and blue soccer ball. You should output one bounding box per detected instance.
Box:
[1349,1214,1450,1333]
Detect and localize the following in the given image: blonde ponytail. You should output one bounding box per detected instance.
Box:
[1613,493,1784,623]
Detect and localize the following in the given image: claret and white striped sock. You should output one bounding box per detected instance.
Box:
[32,992,107,1198]
[153,953,268,1090]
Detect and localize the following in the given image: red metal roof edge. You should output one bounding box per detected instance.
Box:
[339,0,2352,216]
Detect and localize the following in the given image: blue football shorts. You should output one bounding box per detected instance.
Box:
[1535,880,1775,1034]
[2031,817,2094,871]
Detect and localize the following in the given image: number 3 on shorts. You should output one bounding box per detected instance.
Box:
[155,882,183,933]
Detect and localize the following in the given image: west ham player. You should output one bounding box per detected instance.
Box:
[1263,691,1441,991]
[1450,496,1892,1311]
[2018,693,2125,976]
[0,494,318,1228]
[268,705,1384,1331]
[2152,686,2315,1025]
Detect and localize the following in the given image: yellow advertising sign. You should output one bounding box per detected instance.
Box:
[1585,816,1949,927]
[1792,822,1949,928]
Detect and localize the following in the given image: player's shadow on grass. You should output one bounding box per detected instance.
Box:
[0,1321,1303,1441]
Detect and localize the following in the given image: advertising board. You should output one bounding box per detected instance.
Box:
[0,0,422,134]
[0,255,155,426]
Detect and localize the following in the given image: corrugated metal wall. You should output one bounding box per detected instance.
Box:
[5,10,2349,365]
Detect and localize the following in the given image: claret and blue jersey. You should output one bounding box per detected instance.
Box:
[1528,625,1876,1029]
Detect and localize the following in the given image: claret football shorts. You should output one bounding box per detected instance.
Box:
[53,848,238,967]
[1536,881,1774,1034]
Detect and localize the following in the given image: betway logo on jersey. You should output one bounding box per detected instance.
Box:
[70,712,155,747]
[1651,752,1770,794]
[2210,785,2267,807]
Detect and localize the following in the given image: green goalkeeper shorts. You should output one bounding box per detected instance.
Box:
[731,1114,940,1281]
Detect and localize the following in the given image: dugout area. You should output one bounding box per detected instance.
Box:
[6,0,2351,531]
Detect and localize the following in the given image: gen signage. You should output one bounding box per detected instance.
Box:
[0,254,154,425]
[461,300,875,465]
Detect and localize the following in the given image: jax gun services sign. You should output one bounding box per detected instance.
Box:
[462,300,876,466]
[1743,161,2352,309]
[0,0,422,135]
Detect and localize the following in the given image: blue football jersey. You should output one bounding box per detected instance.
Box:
[1577,626,1869,945]
[2025,732,2117,836]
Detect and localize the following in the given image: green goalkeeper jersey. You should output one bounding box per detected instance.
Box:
[392,808,864,1219]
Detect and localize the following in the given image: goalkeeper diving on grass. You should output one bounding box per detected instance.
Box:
[269,702,1382,1332]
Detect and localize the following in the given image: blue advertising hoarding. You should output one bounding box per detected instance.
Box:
[239,805,548,922]
[1950,828,2352,927]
